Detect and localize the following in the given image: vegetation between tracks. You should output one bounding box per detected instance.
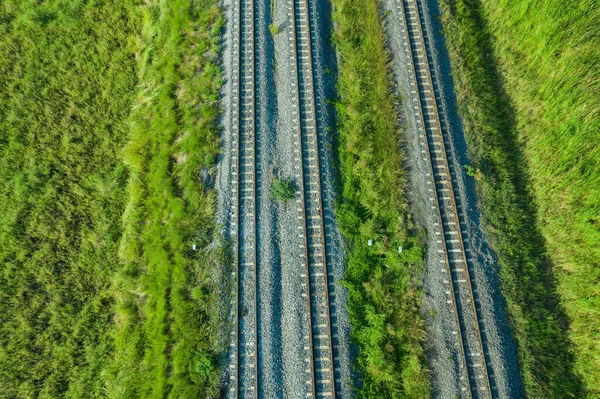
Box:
[271,178,296,202]
[0,0,225,397]
[438,0,599,396]
[331,0,430,397]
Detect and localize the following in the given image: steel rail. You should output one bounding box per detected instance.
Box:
[230,0,241,394]
[231,0,258,397]
[398,0,493,397]
[396,0,471,393]
[288,0,337,397]
[297,0,337,396]
[287,0,316,396]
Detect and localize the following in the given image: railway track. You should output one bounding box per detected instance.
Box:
[397,0,495,397]
[288,0,339,397]
[230,0,337,397]
[230,0,259,397]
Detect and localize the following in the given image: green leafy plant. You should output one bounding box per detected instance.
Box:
[271,178,296,202]
[269,23,279,36]
[463,164,477,177]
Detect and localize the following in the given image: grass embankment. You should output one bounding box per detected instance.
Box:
[0,2,139,396]
[108,1,225,398]
[331,0,430,397]
[438,0,599,396]
[0,1,225,397]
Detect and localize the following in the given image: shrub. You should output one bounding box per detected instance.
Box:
[271,178,296,202]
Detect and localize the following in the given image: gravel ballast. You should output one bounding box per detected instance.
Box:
[216,0,352,397]
[379,0,525,397]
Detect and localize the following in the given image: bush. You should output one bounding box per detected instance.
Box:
[271,178,296,202]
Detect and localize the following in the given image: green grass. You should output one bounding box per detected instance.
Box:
[0,1,139,396]
[331,0,430,397]
[438,0,599,396]
[106,1,225,397]
[0,0,225,397]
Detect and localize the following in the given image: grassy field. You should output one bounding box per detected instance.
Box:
[331,0,430,397]
[438,0,599,396]
[0,2,139,396]
[0,0,225,397]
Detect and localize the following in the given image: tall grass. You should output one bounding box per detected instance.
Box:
[0,0,225,396]
[478,2,600,395]
[107,1,225,397]
[438,0,599,396]
[331,0,430,397]
[0,1,139,397]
